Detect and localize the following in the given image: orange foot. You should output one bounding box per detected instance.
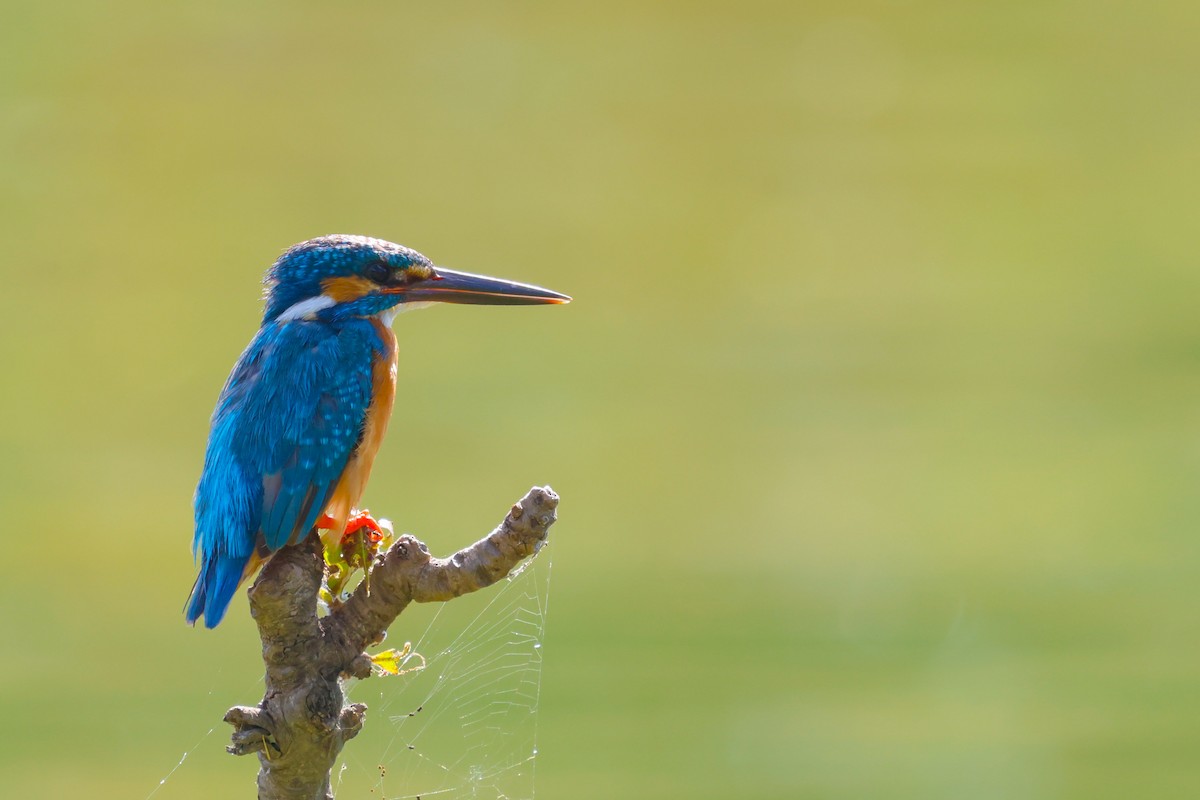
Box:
[317,510,385,543]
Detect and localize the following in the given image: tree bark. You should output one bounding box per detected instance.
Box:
[222,486,560,800]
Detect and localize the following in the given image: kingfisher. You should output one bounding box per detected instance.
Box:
[186,235,569,628]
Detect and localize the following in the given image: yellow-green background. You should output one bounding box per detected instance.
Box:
[2,2,1197,798]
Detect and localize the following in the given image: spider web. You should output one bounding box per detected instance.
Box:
[146,544,552,800]
[334,543,553,799]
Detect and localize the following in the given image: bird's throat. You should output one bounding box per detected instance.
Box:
[377,301,434,326]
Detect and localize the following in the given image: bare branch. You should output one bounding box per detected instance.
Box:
[324,486,559,658]
[223,486,560,800]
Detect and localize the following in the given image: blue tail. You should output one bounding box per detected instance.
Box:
[185,552,250,628]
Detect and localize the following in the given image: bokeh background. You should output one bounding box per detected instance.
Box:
[3,2,1198,798]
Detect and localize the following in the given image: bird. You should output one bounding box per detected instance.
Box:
[186,234,569,628]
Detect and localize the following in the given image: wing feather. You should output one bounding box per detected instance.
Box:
[191,317,386,626]
[251,323,376,551]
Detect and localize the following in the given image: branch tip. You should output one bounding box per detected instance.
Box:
[345,654,374,680]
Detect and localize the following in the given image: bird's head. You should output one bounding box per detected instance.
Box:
[263,234,570,324]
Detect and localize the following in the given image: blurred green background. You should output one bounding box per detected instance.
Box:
[2,1,1198,798]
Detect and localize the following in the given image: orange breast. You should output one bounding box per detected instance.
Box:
[320,318,398,543]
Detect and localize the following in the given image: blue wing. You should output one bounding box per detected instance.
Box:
[187,318,383,627]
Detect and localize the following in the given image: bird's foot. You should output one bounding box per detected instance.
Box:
[342,510,386,543]
[319,509,395,607]
[317,510,387,543]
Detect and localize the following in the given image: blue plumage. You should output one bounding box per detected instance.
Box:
[188,235,569,628]
[188,319,383,627]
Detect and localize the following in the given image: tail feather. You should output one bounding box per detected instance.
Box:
[184,552,252,628]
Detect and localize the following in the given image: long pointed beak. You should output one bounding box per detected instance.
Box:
[391,267,571,305]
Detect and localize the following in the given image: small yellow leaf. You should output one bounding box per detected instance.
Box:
[370,644,426,677]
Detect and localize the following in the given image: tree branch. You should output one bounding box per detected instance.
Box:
[223,486,559,800]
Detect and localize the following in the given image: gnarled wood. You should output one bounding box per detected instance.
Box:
[223,486,559,800]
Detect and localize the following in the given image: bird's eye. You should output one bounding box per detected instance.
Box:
[364,262,391,284]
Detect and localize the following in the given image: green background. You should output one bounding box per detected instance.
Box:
[2,2,1197,798]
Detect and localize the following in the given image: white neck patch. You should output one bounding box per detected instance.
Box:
[275,294,337,323]
[378,301,434,327]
